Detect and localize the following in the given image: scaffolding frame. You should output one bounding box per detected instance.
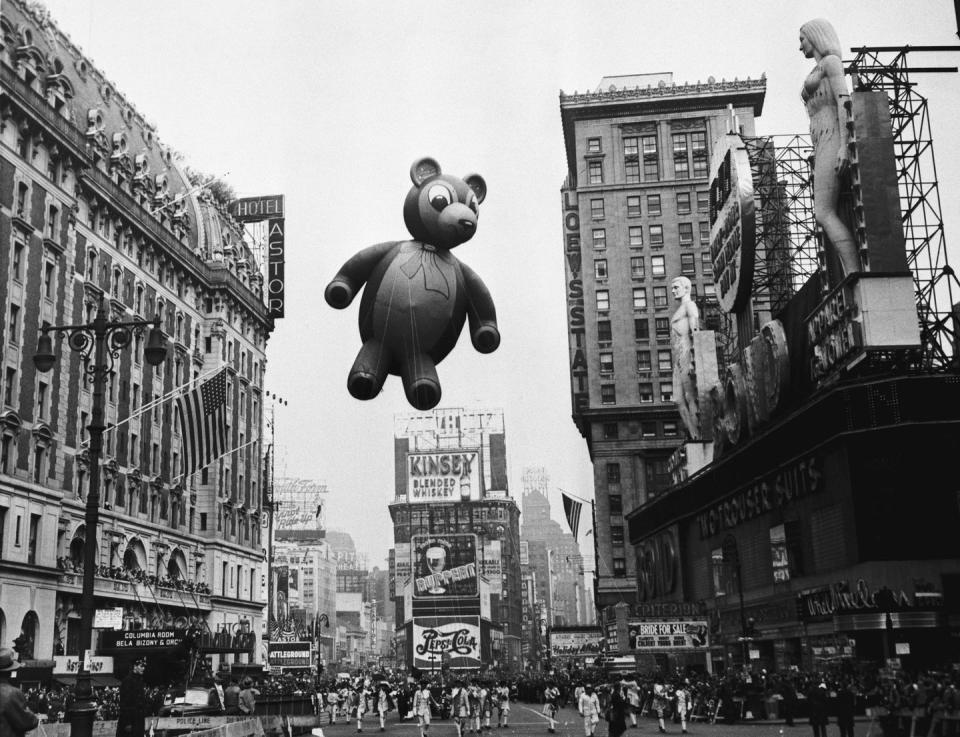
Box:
[709,47,960,370]
[846,45,960,369]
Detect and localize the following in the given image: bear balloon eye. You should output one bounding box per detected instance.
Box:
[427,184,453,211]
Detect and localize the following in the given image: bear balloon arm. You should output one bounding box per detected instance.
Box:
[325,241,398,309]
[461,262,500,354]
[472,322,501,354]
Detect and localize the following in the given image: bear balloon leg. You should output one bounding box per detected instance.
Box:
[346,338,391,401]
[325,157,499,410]
[399,353,441,411]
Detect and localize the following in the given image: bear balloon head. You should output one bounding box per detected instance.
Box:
[403,158,487,250]
[325,157,500,410]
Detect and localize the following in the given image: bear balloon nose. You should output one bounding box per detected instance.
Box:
[459,219,475,229]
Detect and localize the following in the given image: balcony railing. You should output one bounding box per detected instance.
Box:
[57,565,212,609]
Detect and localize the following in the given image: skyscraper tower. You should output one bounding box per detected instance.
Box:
[559,73,766,618]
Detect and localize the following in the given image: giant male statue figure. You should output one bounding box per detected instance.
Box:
[671,276,701,440]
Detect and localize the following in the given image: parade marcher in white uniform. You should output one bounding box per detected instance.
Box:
[577,684,601,737]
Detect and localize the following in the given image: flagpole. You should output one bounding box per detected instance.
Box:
[590,500,600,616]
[173,435,260,486]
[557,488,592,504]
[82,365,225,447]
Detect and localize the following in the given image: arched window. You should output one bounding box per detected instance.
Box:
[1,411,22,476]
[15,612,38,661]
[85,249,98,282]
[167,549,187,581]
[68,527,85,569]
[124,538,146,571]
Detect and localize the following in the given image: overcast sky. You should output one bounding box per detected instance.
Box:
[39,1,960,568]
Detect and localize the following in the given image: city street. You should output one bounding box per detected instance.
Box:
[320,706,883,737]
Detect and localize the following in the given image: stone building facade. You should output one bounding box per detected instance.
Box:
[0,0,273,670]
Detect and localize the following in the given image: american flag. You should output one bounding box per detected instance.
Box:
[177,369,228,476]
[562,492,583,539]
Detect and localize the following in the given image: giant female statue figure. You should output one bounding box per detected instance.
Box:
[800,18,860,278]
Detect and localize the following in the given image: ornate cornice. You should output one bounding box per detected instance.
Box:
[560,76,767,107]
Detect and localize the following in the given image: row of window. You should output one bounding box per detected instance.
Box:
[4,349,259,445]
[218,561,259,600]
[595,282,716,314]
[594,251,713,282]
[591,222,710,250]
[590,191,710,220]
[83,246,264,383]
[586,131,709,184]
[600,348,674,374]
[600,381,683,409]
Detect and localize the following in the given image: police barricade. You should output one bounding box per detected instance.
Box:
[27,714,331,737]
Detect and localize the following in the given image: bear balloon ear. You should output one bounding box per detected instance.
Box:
[410,157,442,187]
[464,173,487,204]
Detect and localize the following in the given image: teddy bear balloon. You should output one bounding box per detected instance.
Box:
[325,157,500,411]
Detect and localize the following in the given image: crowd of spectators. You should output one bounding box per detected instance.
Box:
[506,665,960,736]
[55,558,211,594]
[22,683,169,723]
[20,662,960,735]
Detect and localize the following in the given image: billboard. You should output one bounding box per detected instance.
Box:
[413,534,477,598]
[629,620,709,650]
[708,134,756,314]
[412,616,481,670]
[548,628,603,657]
[407,451,481,502]
[479,539,501,580]
[274,565,289,622]
[395,542,411,589]
[267,641,311,669]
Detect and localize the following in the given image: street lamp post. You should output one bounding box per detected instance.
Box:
[34,295,167,737]
[722,535,750,669]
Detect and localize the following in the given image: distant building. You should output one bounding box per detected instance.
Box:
[388,408,522,672]
[273,540,337,664]
[518,542,543,670]
[519,468,590,628]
